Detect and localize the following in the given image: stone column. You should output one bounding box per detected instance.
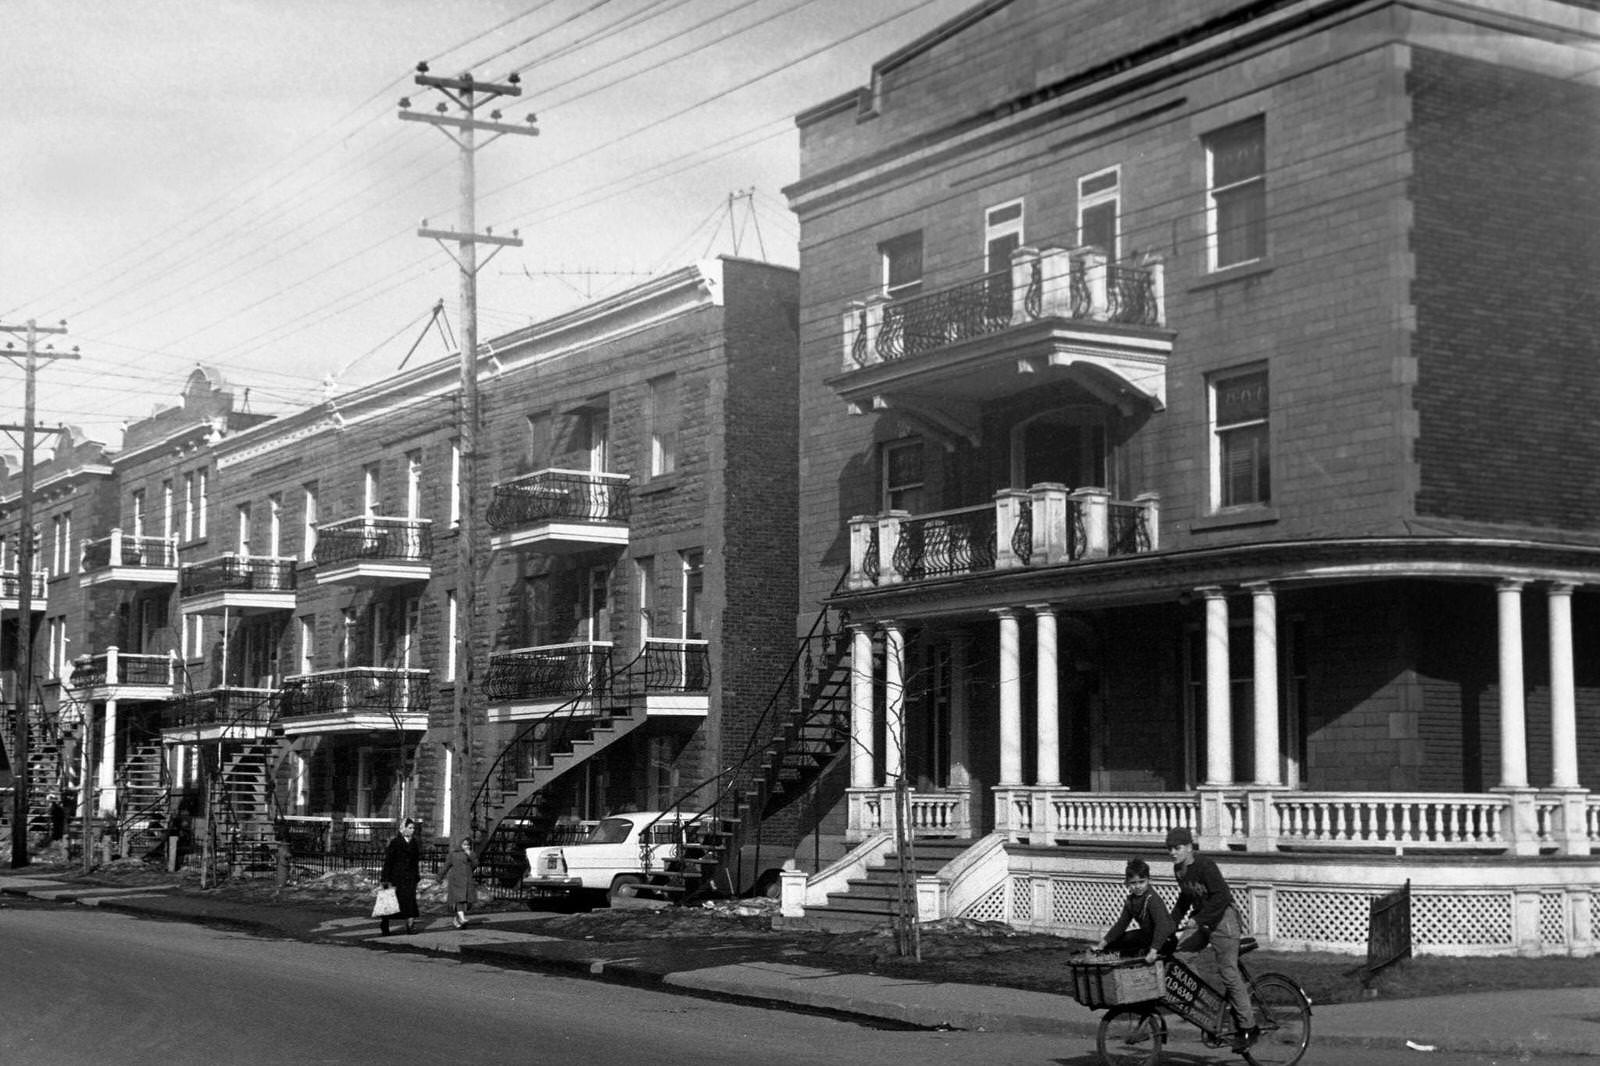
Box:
[883,620,906,787]
[850,623,877,789]
[99,698,119,817]
[1547,584,1579,790]
[1202,587,1233,786]
[1496,580,1529,789]
[1246,582,1281,787]
[1031,603,1061,787]
[996,608,1023,786]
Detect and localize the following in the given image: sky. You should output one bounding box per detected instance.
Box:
[1,0,975,452]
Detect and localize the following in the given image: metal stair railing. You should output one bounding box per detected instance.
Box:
[638,570,855,902]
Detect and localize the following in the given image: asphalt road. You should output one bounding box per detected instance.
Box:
[1,898,1588,1066]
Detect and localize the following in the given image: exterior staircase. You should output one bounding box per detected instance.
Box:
[641,588,856,903]
[0,703,68,840]
[805,838,977,929]
[209,740,278,870]
[116,742,171,855]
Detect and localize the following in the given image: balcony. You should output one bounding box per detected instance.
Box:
[278,667,431,735]
[312,516,432,588]
[831,246,1171,429]
[68,647,179,702]
[847,484,1159,591]
[484,637,709,721]
[178,554,298,615]
[486,468,630,554]
[162,685,279,741]
[80,530,179,588]
[0,568,48,614]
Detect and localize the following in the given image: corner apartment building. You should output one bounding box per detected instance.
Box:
[2,258,800,876]
[783,0,1600,956]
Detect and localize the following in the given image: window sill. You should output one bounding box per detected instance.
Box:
[1190,506,1278,532]
[636,473,681,497]
[1188,260,1273,292]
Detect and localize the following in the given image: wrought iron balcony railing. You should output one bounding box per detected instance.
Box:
[848,486,1159,589]
[312,516,433,567]
[0,569,49,599]
[280,667,432,720]
[485,469,630,532]
[841,245,1165,372]
[179,554,298,597]
[80,530,178,573]
[639,638,710,693]
[484,642,614,702]
[163,686,280,731]
[68,648,178,690]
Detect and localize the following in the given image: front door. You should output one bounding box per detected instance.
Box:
[1014,410,1108,491]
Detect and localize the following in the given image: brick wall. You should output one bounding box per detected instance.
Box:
[1410,48,1600,531]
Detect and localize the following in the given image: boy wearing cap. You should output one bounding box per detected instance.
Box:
[1094,858,1175,963]
[1165,826,1259,1051]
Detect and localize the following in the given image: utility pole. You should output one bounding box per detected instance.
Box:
[399,64,537,845]
[1,318,77,868]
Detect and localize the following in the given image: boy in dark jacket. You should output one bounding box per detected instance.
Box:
[1094,858,1175,963]
[1165,826,1258,1051]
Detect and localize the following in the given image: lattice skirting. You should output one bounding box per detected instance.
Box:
[958,874,1600,957]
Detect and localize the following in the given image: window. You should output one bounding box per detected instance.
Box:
[879,232,923,299]
[340,608,358,669]
[1205,117,1266,270]
[196,468,209,538]
[583,407,610,472]
[636,556,655,643]
[585,565,611,642]
[302,482,319,558]
[131,489,146,539]
[647,374,677,477]
[882,439,925,513]
[183,472,196,541]
[48,616,67,679]
[1078,167,1120,260]
[1211,367,1270,509]
[183,614,203,661]
[161,480,174,540]
[449,439,461,527]
[405,450,423,520]
[236,502,252,557]
[51,513,71,574]
[984,201,1024,274]
[525,413,550,472]
[363,462,381,517]
[681,550,703,640]
[298,615,315,674]
[267,493,283,557]
[445,590,458,681]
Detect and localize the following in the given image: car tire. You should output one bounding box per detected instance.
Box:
[607,874,642,905]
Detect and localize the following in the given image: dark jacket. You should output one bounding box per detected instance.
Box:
[1170,853,1235,933]
[438,849,477,907]
[381,831,422,921]
[1104,888,1176,950]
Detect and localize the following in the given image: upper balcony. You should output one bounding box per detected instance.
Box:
[486,468,630,554]
[847,483,1159,592]
[484,637,709,721]
[831,246,1171,430]
[179,554,298,616]
[0,568,48,614]
[67,647,180,702]
[80,531,179,589]
[278,666,431,735]
[312,516,432,588]
[162,685,279,742]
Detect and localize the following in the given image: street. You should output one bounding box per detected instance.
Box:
[1,898,1588,1066]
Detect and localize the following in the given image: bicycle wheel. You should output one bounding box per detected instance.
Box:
[1244,972,1312,1066]
[1096,1006,1164,1066]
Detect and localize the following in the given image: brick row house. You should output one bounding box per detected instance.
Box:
[780,0,1600,956]
[1,258,801,888]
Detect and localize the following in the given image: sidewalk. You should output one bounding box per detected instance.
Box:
[5,872,1598,1056]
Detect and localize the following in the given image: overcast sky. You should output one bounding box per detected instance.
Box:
[1,0,973,451]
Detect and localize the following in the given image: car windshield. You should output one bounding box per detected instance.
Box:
[586,817,636,845]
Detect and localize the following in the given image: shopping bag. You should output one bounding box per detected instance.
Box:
[372,886,400,918]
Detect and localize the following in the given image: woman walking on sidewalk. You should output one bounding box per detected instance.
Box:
[379,818,421,936]
[438,837,477,929]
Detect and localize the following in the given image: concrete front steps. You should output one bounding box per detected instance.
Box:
[803,838,975,930]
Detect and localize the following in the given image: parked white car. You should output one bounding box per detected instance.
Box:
[523,811,687,905]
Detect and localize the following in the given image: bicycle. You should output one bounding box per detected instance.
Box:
[1069,937,1312,1066]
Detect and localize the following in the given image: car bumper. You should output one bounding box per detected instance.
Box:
[522,877,584,891]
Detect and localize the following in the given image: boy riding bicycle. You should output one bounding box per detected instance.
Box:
[1163,826,1259,1052]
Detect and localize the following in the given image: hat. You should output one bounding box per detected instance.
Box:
[1164,827,1194,847]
